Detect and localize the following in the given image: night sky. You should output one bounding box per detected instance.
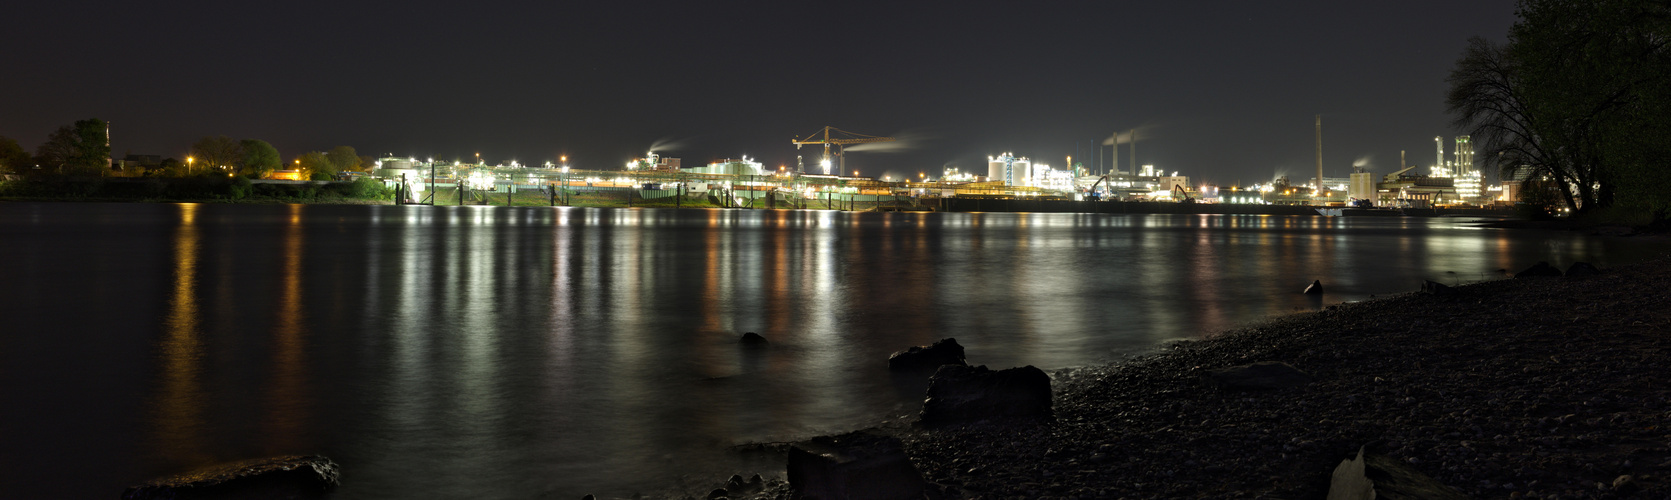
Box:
[3,1,1516,185]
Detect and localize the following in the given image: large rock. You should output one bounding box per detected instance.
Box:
[1514,261,1563,278]
[887,338,967,374]
[787,430,926,500]
[1420,280,1455,296]
[1204,361,1313,391]
[1327,447,1467,500]
[1565,261,1602,277]
[739,332,769,345]
[123,455,341,500]
[920,365,1052,424]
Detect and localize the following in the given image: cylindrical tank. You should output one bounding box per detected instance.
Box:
[988,158,1005,184]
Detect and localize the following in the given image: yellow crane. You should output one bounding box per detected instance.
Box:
[791,126,895,175]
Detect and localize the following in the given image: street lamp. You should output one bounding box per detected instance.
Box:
[186,156,194,174]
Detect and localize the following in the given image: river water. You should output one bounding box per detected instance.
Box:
[0,202,1656,498]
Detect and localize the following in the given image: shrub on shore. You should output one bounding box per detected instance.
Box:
[0,175,392,203]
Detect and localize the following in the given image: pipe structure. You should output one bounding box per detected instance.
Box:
[1129,128,1142,177]
[1315,115,1324,195]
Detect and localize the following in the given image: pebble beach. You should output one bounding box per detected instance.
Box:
[659,248,1671,500]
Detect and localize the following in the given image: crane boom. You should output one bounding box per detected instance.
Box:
[791,126,895,175]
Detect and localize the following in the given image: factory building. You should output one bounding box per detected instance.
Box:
[683,156,765,176]
[1349,167,1376,202]
[1427,136,1484,205]
[627,152,681,172]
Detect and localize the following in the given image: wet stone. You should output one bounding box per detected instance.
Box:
[887,338,967,374]
[122,455,340,500]
[788,430,927,500]
[921,365,1053,424]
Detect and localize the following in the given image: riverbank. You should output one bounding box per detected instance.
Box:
[904,254,1671,499]
[691,256,1671,499]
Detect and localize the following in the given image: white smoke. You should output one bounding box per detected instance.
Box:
[842,129,933,153]
[648,136,697,152]
[1352,154,1373,169]
[1101,123,1161,146]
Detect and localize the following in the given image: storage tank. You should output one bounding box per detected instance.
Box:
[988,156,1006,184]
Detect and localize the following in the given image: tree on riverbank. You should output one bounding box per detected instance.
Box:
[0,136,30,174]
[240,139,281,177]
[189,136,242,174]
[1448,0,1671,220]
[34,119,110,176]
[295,151,334,180]
[326,146,360,173]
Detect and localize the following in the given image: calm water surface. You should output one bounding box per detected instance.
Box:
[0,202,1656,498]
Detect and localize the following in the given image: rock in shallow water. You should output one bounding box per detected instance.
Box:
[921,364,1052,424]
[1565,261,1602,277]
[887,338,967,374]
[1514,261,1563,278]
[122,455,340,500]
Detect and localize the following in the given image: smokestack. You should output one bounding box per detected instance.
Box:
[1400,150,1406,171]
[1315,115,1323,195]
[1435,136,1444,172]
[1129,128,1136,177]
[1111,132,1119,175]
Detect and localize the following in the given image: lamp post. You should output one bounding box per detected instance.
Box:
[186,156,194,175]
[561,165,570,206]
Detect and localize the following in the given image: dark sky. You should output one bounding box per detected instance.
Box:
[3,1,1517,184]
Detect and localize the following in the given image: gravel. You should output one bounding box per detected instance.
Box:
[670,254,1671,500]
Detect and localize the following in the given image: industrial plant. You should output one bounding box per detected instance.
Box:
[368,123,1522,213]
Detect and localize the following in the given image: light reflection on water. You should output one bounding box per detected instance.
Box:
[0,203,1659,499]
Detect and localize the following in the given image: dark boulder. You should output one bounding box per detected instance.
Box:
[1420,280,1455,296]
[123,455,340,500]
[887,338,966,373]
[739,332,769,345]
[1204,361,1313,391]
[1514,261,1563,278]
[725,474,764,495]
[1304,280,1324,295]
[1565,261,1602,277]
[920,364,1052,424]
[1327,446,1466,500]
[788,430,926,500]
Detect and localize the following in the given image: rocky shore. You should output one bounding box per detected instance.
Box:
[688,254,1671,500]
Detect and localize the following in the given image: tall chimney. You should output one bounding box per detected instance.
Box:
[1111,131,1119,175]
[1315,115,1323,196]
[1109,132,1122,176]
[1129,128,1136,176]
[1435,136,1444,172]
